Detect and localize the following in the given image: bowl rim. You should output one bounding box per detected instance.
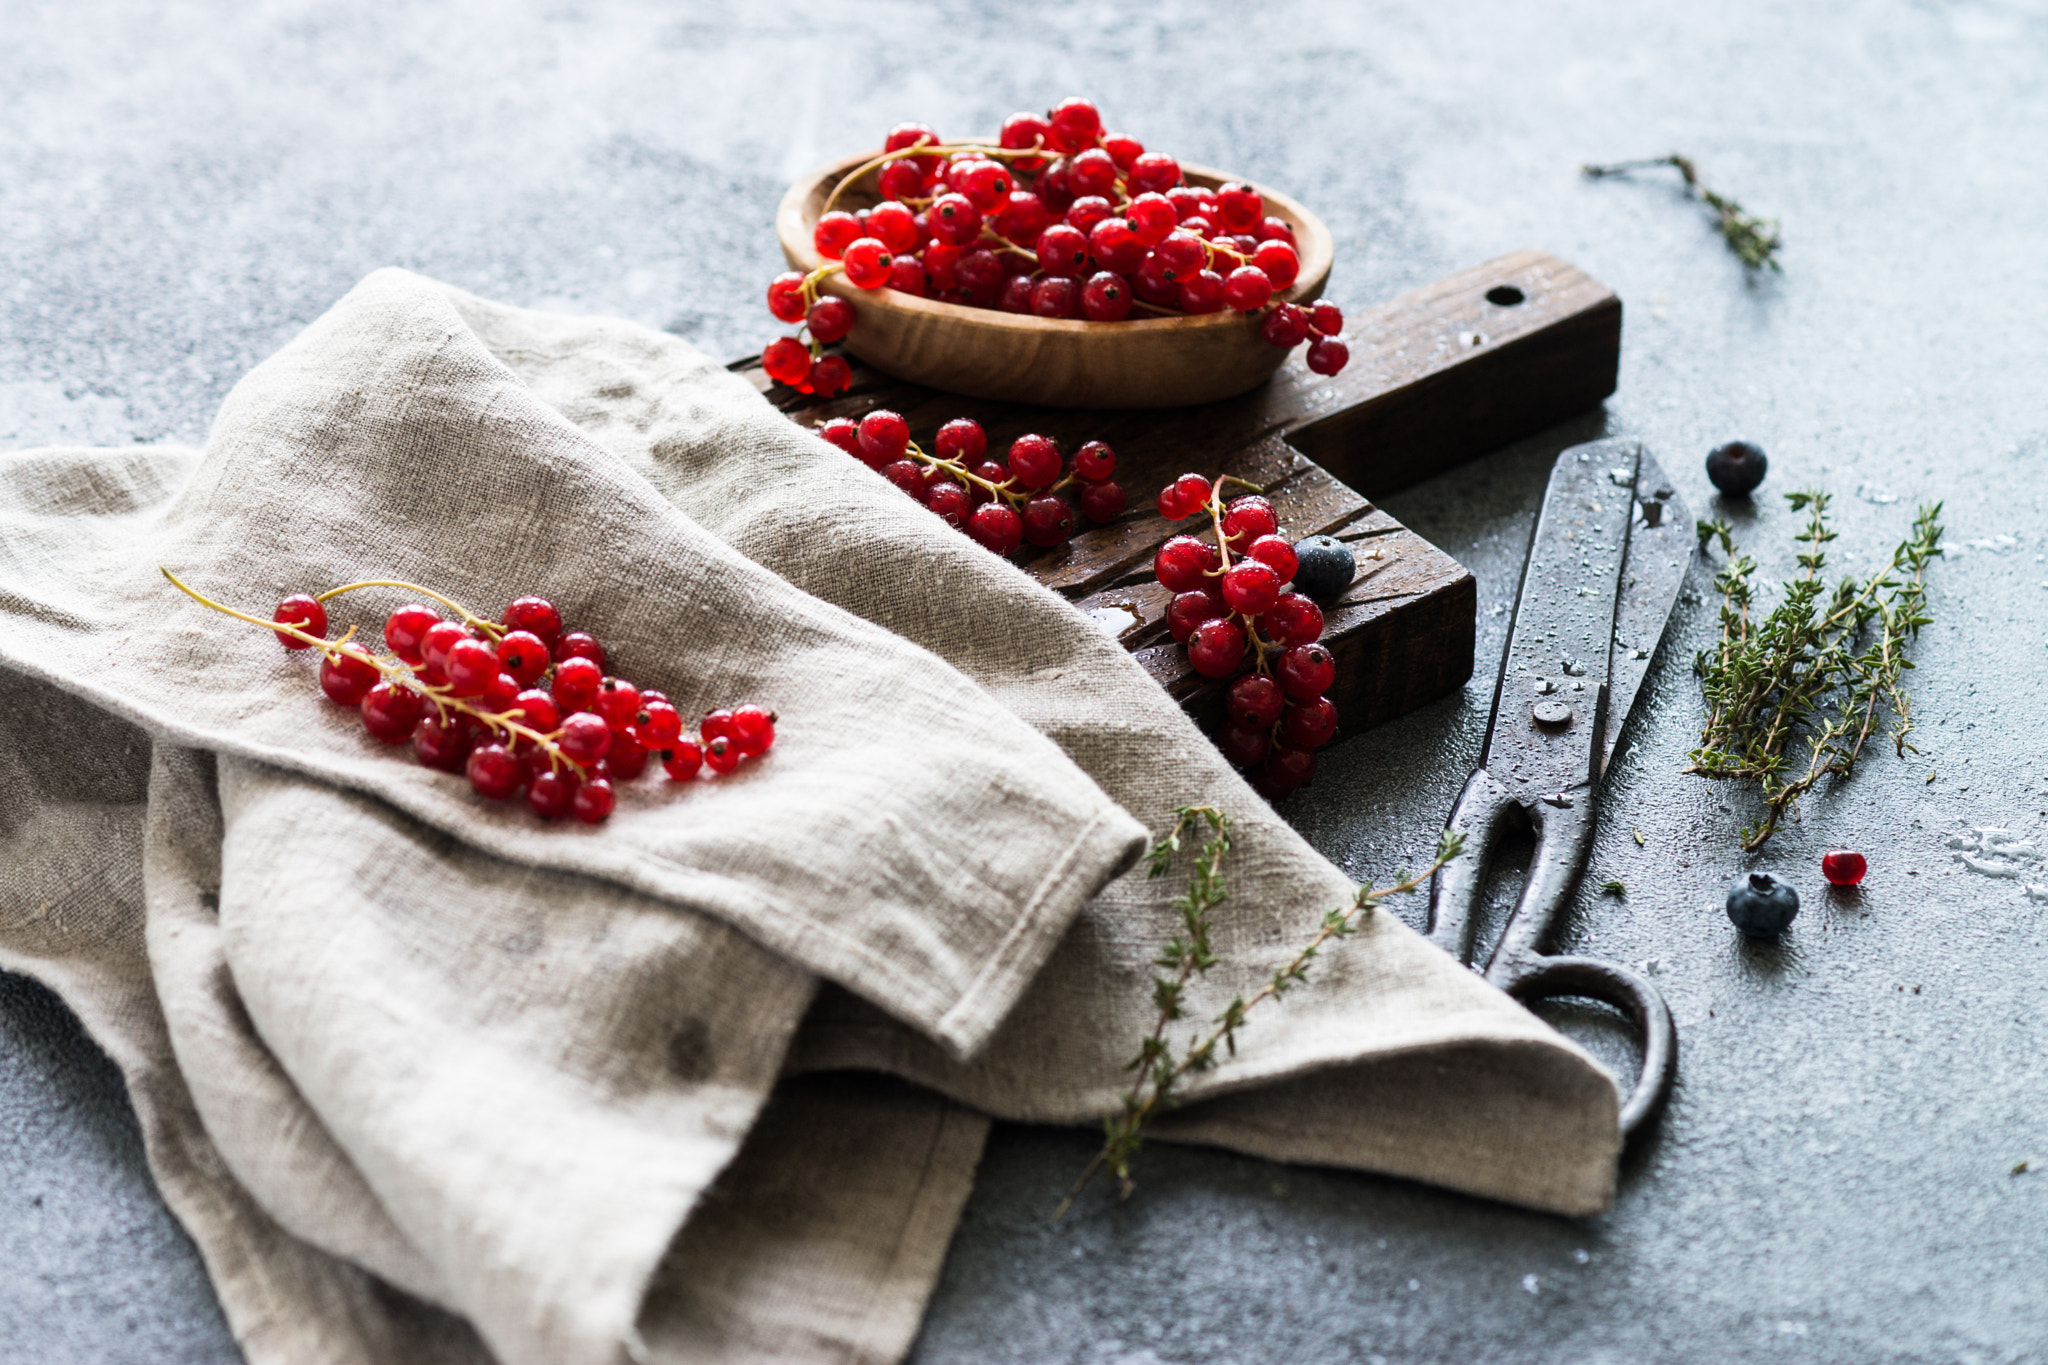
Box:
[774,148,1335,335]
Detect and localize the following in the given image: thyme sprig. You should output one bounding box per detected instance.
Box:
[1056,809,1462,1218]
[1583,154,1783,271]
[1686,492,1942,849]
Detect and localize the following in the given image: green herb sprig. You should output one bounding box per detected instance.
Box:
[1056,808,1462,1218]
[1687,492,1941,849]
[1583,154,1783,271]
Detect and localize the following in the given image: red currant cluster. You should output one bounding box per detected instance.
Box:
[817,409,1124,556]
[761,97,1351,392]
[162,570,775,825]
[1152,477,1338,797]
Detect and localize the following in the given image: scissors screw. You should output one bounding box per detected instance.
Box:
[1532,699,1573,728]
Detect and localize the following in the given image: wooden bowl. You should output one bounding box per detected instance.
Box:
[776,150,1334,409]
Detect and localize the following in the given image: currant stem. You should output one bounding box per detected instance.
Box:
[822,139,1061,217]
[315,580,499,638]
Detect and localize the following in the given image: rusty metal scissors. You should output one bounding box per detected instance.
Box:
[1427,437,1692,1136]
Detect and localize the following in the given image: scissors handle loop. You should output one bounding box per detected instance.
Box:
[1490,952,1676,1135]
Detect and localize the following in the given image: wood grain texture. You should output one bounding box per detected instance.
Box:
[737,250,1618,737]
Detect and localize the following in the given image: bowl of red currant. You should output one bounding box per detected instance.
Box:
[763,98,1343,410]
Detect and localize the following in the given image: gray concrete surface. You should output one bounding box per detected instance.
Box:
[4,2,2047,1361]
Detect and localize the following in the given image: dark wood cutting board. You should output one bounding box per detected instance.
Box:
[735,249,1620,737]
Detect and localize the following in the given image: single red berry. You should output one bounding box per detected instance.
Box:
[360,681,423,744]
[481,671,521,716]
[767,272,808,324]
[1081,270,1134,320]
[807,296,855,343]
[1064,194,1114,236]
[1046,96,1101,150]
[1309,302,1344,335]
[813,210,863,259]
[420,620,471,674]
[1218,723,1271,768]
[927,481,974,528]
[999,276,1036,314]
[1822,850,1868,886]
[928,193,983,246]
[956,159,1015,210]
[841,237,895,290]
[1008,434,1062,488]
[1187,618,1248,678]
[858,409,911,464]
[1260,303,1310,349]
[639,690,668,706]
[700,709,735,745]
[880,460,925,498]
[1265,591,1324,646]
[968,502,1025,556]
[884,120,940,161]
[496,630,550,686]
[1078,478,1126,523]
[1223,266,1274,313]
[552,656,603,713]
[445,637,500,698]
[503,597,562,647]
[466,743,523,800]
[571,777,615,824]
[1022,493,1077,548]
[1261,745,1317,796]
[1179,270,1227,314]
[1036,224,1090,278]
[814,418,857,457]
[1221,494,1279,548]
[633,700,683,749]
[996,190,1054,244]
[661,739,703,781]
[412,711,477,772]
[1221,560,1283,615]
[1256,217,1297,246]
[955,248,1006,304]
[1250,240,1300,292]
[511,688,561,738]
[384,603,441,664]
[557,712,613,766]
[1249,535,1300,584]
[703,734,742,775]
[272,594,327,650]
[934,418,987,463]
[1071,440,1116,481]
[604,737,648,781]
[319,645,380,707]
[528,767,579,820]
[878,157,927,201]
[1154,534,1221,592]
[730,704,777,757]
[1126,152,1182,196]
[1281,696,1339,749]
[1178,214,1217,240]
[1214,182,1265,234]
[865,201,920,254]
[1277,643,1336,699]
[1153,231,1205,281]
[1166,187,1212,221]
[593,677,641,731]
[1125,193,1177,245]
[809,354,853,398]
[1069,147,1117,197]
[1167,588,1226,643]
[762,337,812,387]
[1031,277,1081,319]
[553,631,605,671]
[968,459,1008,504]
[887,256,928,296]
[1226,673,1286,729]
[1306,336,1350,376]
[1102,132,1143,168]
[1000,111,1051,169]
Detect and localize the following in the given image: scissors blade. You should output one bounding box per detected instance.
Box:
[1603,446,1693,778]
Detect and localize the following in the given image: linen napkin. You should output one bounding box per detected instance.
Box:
[0,269,1620,1365]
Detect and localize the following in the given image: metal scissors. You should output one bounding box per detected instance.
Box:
[1427,438,1692,1136]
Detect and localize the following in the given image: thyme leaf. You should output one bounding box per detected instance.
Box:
[1583,154,1783,271]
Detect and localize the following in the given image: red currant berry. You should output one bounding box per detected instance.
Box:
[1309,302,1344,335]
[445,637,500,698]
[1069,147,1117,197]
[1261,745,1317,796]
[1252,240,1300,290]
[878,158,927,201]
[813,210,863,259]
[556,712,612,766]
[1022,493,1077,548]
[1165,187,1210,221]
[767,272,808,323]
[1080,270,1133,321]
[1125,193,1177,246]
[880,460,925,498]
[1178,215,1217,240]
[968,502,1024,556]
[1126,152,1182,195]
[1171,472,1213,517]
[1256,216,1297,246]
[922,242,963,290]
[551,655,603,713]
[272,594,327,649]
[1077,478,1125,523]
[1033,223,1088,278]
[319,645,380,707]
[1132,255,1180,307]
[806,296,855,344]
[1000,111,1051,168]
[412,712,477,772]
[1153,231,1205,281]
[957,159,1015,210]
[466,743,522,800]
[887,257,927,296]
[1064,195,1113,236]
[700,710,734,745]
[1221,560,1282,615]
[1066,440,1115,481]
[1225,673,1286,729]
[603,737,648,781]
[1214,182,1265,234]
[762,337,812,387]
[853,413,908,471]
[730,704,777,757]
[1007,434,1061,488]
[1047,96,1101,150]
[503,597,561,647]
[1223,265,1274,313]
[928,193,983,246]
[1822,850,1867,886]
[1187,618,1248,679]
[661,739,703,781]
[528,767,579,820]
[1277,642,1336,699]
[1218,722,1271,768]
[927,481,973,528]
[1281,696,1339,749]
[841,238,895,290]
[703,735,742,775]
[1221,494,1278,548]
[553,631,605,671]
[1167,588,1226,643]
[996,190,1053,244]
[934,418,987,463]
[1259,303,1310,348]
[511,688,561,737]
[570,776,615,824]
[1153,534,1221,591]
[1030,277,1081,319]
[884,120,939,158]
[968,459,1008,502]
[1179,270,1227,314]
[496,630,550,686]
[633,700,683,749]
[420,620,471,674]
[1306,336,1350,376]
[385,603,441,663]
[1249,535,1300,584]
[1102,132,1143,168]
[1265,591,1324,646]
[360,681,423,744]
[481,671,521,716]
[864,201,919,254]
[999,276,1035,314]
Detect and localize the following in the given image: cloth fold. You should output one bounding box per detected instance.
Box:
[0,269,1620,1365]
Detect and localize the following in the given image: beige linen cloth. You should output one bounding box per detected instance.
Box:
[0,270,1619,1365]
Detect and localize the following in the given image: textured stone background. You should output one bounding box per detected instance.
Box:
[5,2,2047,1361]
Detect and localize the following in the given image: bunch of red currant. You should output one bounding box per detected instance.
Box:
[1152,476,1338,797]
[761,97,1351,395]
[161,570,775,824]
[817,409,1124,556]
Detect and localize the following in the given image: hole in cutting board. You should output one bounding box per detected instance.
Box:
[1485,284,1526,306]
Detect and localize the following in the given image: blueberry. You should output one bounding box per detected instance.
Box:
[1705,441,1768,497]
[1290,534,1355,600]
[1725,871,1799,938]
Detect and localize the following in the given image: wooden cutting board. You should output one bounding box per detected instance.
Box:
[736,249,1620,737]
